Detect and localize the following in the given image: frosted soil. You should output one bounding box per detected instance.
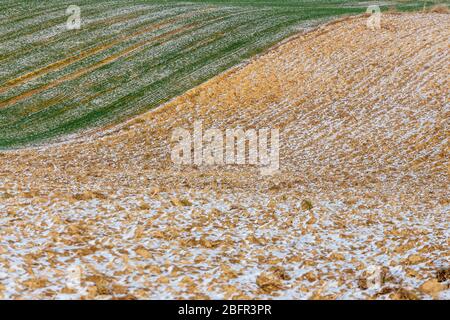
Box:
[0,13,448,299]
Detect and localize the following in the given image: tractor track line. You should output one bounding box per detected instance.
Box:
[0,18,223,110]
[0,9,215,96]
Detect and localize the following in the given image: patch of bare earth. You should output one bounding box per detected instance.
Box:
[0,13,448,299]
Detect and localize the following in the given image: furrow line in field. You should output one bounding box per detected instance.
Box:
[0,3,181,58]
[0,5,207,81]
[0,13,235,110]
[0,1,124,41]
[0,2,70,30]
[0,7,225,97]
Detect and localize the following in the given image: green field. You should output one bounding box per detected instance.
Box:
[0,0,436,149]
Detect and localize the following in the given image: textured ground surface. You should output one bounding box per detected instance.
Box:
[0,13,449,299]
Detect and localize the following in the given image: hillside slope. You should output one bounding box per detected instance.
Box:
[0,13,448,299]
